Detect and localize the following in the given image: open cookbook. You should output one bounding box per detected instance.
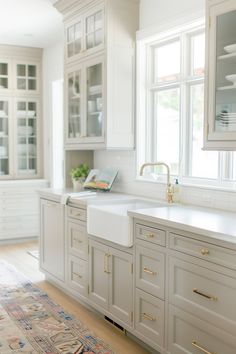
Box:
[83,168,119,191]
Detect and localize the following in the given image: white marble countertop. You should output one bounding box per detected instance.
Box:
[38,188,236,246]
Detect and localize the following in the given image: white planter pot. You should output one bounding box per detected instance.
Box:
[72,178,84,192]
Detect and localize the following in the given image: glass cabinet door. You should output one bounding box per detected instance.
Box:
[16,100,37,176]
[86,62,103,138]
[67,70,82,139]
[16,64,37,91]
[0,62,9,90]
[85,10,103,50]
[67,20,83,59]
[0,100,9,176]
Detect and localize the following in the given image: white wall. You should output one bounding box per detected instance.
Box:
[139,0,205,30]
[94,0,236,212]
[43,40,64,183]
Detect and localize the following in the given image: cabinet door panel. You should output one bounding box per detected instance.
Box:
[109,248,133,326]
[40,199,65,281]
[89,240,109,310]
[0,99,12,178]
[68,220,88,260]
[68,255,88,297]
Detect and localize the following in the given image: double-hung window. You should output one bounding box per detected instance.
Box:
[137,21,236,188]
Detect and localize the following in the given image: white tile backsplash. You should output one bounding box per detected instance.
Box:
[94,150,236,212]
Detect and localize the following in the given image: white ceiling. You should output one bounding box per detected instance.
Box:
[0,0,63,48]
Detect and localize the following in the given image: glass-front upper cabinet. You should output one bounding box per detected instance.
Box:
[86,61,103,139]
[65,5,104,62]
[0,100,10,177]
[15,100,38,177]
[0,62,9,90]
[15,63,38,93]
[205,0,236,150]
[67,68,82,141]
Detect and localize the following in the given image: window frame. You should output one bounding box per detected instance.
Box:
[136,19,236,191]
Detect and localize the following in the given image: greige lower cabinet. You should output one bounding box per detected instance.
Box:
[40,199,65,282]
[89,239,133,326]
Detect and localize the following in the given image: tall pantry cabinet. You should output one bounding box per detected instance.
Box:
[55,0,139,150]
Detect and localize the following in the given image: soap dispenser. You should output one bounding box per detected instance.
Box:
[173,178,180,203]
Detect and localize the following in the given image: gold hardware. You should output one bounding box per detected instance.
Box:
[130,311,133,322]
[209,16,211,28]
[104,254,110,274]
[142,313,156,322]
[201,248,210,256]
[143,267,157,276]
[145,233,154,239]
[192,341,216,354]
[193,288,218,301]
[130,263,133,274]
[72,272,82,279]
[88,285,89,294]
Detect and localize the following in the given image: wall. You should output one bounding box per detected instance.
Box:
[94,0,236,212]
[43,40,64,183]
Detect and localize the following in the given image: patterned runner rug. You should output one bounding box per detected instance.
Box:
[0,261,114,354]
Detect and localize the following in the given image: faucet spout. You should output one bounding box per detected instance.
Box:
[139,162,173,203]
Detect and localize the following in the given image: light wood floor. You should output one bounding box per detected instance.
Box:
[0,241,152,354]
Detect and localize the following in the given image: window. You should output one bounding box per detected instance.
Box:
[137,21,236,188]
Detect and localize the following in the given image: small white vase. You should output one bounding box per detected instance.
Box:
[72,178,84,192]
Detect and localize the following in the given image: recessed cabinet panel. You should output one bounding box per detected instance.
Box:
[68,255,88,297]
[68,220,88,260]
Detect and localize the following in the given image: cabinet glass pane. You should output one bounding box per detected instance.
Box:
[17,101,37,176]
[215,10,236,132]
[0,63,8,89]
[17,64,37,91]
[190,33,205,77]
[17,64,26,77]
[0,101,9,175]
[86,63,103,137]
[67,21,82,58]
[68,70,81,138]
[86,10,103,50]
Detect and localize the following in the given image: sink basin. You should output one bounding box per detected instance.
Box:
[87,199,167,247]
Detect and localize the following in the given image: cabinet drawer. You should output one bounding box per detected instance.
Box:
[68,221,88,260]
[136,244,165,299]
[136,223,166,246]
[169,256,236,336]
[68,255,88,297]
[135,288,164,347]
[170,232,236,270]
[168,305,236,354]
[67,206,86,222]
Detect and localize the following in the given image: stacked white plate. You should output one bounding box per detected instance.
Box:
[18,126,34,136]
[219,112,236,127]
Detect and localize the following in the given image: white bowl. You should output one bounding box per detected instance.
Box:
[226,74,236,84]
[224,44,236,54]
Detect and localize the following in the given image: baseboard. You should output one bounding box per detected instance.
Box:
[0,236,38,245]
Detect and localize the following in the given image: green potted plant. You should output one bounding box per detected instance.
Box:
[70,164,90,191]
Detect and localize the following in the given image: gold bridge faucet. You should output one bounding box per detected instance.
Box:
[140,162,174,203]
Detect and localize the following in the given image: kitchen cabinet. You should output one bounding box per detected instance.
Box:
[55,0,138,150]
[204,0,236,150]
[66,205,89,298]
[0,46,42,179]
[89,239,133,326]
[40,199,65,282]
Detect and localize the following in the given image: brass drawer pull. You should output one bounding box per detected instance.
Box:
[142,313,156,322]
[201,248,210,256]
[72,272,82,279]
[104,254,111,274]
[145,233,154,239]
[193,288,218,301]
[143,267,157,276]
[192,341,216,354]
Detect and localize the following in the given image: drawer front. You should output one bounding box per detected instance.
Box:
[67,206,86,222]
[169,256,236,336]
[135,288,164,347]
[68,221,88,260]
[68,255,88,297]
[136,223,166,246]
[168,305,236,354]
[136,244,165,299]
[170,232,236,270]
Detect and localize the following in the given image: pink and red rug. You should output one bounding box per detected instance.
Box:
[0,261,114,353]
